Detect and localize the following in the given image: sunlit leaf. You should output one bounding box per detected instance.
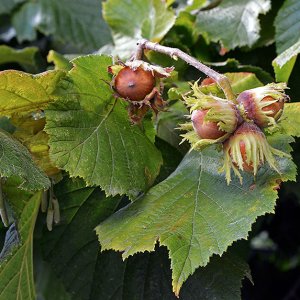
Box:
[196,0,271,50]
[45,55,162,197]
[47,50,72,71]
[0,69,65,116]
[273,39,300,82]
[96,134,296,295]
[102,0,176,58]
[279,102,300,137]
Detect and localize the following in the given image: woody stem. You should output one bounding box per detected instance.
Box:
[133,39,236,103]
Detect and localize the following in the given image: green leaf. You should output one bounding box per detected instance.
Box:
[96,136,296,295]
[0,117,15,134]
[180,250,251,300]
[275,0,300,54]
[195,0,271,50]
[101,247,250,300]
[279,102,300,137]
[0,0,24,15]
[157,100,189,153]
[0,131,50,190]
[272,39,300,82]
[47,50,72,71]
[207,58,274,84]
[162,11,198,50]
[0,45,42,73]
[45,55,162,197]
[0,192,41,300]
[226,72,263,93]
[0,130,50,191]
[155,137,184,183]
[14,129,61,177]
[103,0,176,58]
[0,69,65,116]
[40,177,249,299]
[12,0,112,53]
[2,177,33,220]
[11,2,40,42]
[41,177,122,300]
[34,258,72,300]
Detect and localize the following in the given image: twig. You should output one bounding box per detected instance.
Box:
[133,39,236,103]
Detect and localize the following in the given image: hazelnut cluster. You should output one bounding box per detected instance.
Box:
[180,80,290,184]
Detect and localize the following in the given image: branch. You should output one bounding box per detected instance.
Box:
[133,39,236,103]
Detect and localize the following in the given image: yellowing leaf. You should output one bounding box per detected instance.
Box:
[0,70,65,116]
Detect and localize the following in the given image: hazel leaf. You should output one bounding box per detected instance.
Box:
[15,130,60,177]
[275,0,300,54]
[40,177,250,300]
[273,0,300,81]
[0,69,65,116]
[96,135,296,296]
[41,177,122,299]
[0,192,41,300]
[0,130,50,191]
[195,0,271,50]
[0,45,42,73]
[12,0,112,53]
[272,39,300,82]
[47,50,72,71]
[103,0,176,58]
[279,102,300,137]
[45,55,162,198]
[226,72,263,93]
[0,0,22,15]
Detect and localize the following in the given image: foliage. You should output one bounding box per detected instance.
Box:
[196,0,271,50]
[1,0,300,299]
